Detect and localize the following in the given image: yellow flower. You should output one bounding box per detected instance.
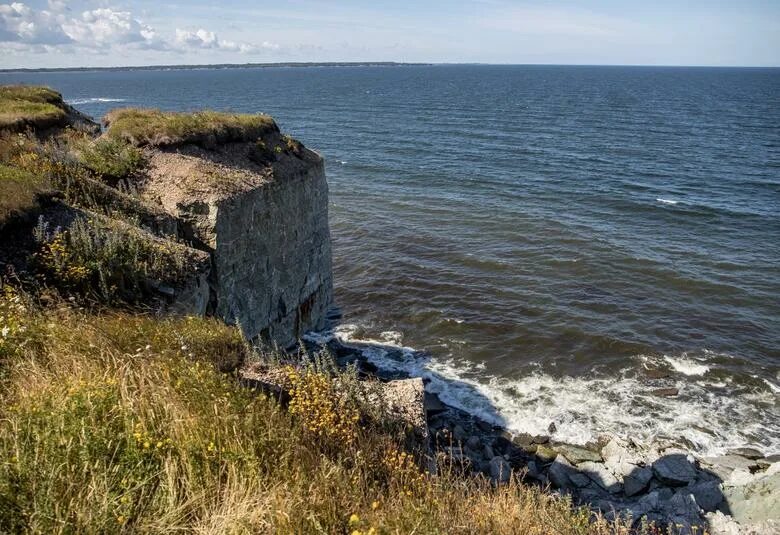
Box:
[371,501,380,510]
[351,531,362,535]
[143,441,150,449]
[349,514,360,525]
[367,528,377,535]
[117,515,125,524]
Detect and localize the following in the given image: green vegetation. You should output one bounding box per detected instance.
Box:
[77,137,146,179]
[0,86,67,132]
[33,215,201,305]
[0,296,637,534]
[104,108,278,147]
[0,164,52,227]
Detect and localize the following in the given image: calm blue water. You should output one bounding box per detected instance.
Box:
[3,65,778,454]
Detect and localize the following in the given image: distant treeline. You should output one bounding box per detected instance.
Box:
[0,62,432,74]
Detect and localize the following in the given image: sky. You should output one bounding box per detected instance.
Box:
[0,0,779,69]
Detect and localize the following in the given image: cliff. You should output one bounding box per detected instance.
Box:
[0,89,333,347]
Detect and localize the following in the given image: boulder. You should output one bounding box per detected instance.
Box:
[482,444,495,461]
[548,455,574,489]
[663,491,705,533]
[556,443,602,464]
[466,435,482,451]
[687,481,724,512]
[701,454,759,481]
[535,445,558,463]
[624,466,653,497]
[489,456,511,484]
[726,448,764,460]
[722,471,780,525]
[653,454,698,486]
[578,461,623,494]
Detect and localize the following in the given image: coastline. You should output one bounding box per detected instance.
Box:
[301,325,780,533]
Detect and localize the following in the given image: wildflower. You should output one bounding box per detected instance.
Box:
[143,441,150,449]
[349,514,360,525]
[117,515,125,524]
[371,501,380,510]
[367,528,377,535]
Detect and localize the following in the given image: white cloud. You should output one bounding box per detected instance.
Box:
[0,2,72,45]
[174,27,279,53]
[61,8,165,49]
[0,2,279,56]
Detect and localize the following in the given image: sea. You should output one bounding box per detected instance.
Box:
[2,65,778,456]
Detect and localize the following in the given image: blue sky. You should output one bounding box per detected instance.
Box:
[1,1,778,68]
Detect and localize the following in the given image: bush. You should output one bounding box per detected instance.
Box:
[33,216,195,304]
[0,164,53,228]
[77,137,146,179]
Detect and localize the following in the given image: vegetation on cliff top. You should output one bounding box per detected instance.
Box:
[0,291,642,534]
[0,86,68,132]
[104,108,278,147]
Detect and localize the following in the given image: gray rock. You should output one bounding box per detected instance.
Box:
[704,511,742,535]
[687,481,723,512]
[701,454,759,481]
[526,460,541,479]
[556,443,602,464]
[423,392,447,416]
[653,454,698,486]
[535,444,558,463]
[578,461,623,494]
[490,456,512,484]
[476,419,493,433]
[722,471,780,525]
[466,435,481,451]
[727,448,764,460]
[548,455,573,489]
[624,466,653,497]
[453,425,467,443]
[482,444,495,461]
[569,472,592,488]
[663,491,705,533]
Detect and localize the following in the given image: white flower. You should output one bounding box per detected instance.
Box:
[1,326,9,338]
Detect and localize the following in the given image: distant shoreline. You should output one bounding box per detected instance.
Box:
[0,61,432,74]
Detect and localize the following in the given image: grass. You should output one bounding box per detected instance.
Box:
[104,108,278,147]
[0,164,53,228]
[76,137,146,179]
[0,293,645,534]
[0,86,67,132]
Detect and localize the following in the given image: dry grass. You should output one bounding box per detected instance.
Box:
[0,86,67,132]
[0,164,53,228]
[0,296,645,534]
[104,108,278,147]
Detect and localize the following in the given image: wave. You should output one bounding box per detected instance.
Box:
[656,198,679,205]
[67,97,126,105]
[663,355,711,376]
[308,324,780,456]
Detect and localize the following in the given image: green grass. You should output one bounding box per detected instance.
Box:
[0,164,52,227]
[0,86,68,132]
[104,108,278,147]
[77,137,146,179]
[0,298,640,534]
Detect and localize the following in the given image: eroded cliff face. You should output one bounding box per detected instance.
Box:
[138,131,333,347]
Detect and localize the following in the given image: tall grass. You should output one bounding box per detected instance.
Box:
[0,296,642,534]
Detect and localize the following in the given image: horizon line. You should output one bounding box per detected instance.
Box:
[1,61,778,74]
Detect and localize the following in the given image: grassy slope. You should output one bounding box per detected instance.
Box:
[0,294,635,534]
[104,108,278,147]
[0,164,52,227]
[0,86,67,132]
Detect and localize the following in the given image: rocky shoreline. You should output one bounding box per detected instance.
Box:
[299,331,779,535]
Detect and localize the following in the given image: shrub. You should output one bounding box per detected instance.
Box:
[33,216,194,304]
[77,137,146,179]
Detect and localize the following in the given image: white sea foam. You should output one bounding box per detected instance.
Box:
[656,198,679,205]
[663,355,711,376]
[764,379,780,394]
[68,97,126,105]
[307,325,780,456]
